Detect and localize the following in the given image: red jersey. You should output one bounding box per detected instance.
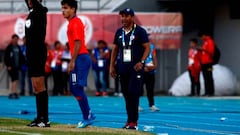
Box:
[188,48,201,73]
[67,16,88,55]
[45,49,53,73]
[201,36,214,64]
[51,49,63,66]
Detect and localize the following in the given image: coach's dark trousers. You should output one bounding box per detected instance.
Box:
[201,64,215,96]
[119,70,143,123]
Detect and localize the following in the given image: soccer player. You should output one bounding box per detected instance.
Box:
[61,0,95,128]
[24,0,49,127]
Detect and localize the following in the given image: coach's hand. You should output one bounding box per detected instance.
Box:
[110,65,117,78]
[134,62,143,71]
[68,60,75,73]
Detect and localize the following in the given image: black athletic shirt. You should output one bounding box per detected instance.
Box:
[25,0,48,58]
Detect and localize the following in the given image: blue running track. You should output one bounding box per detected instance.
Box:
[0,96,240,135]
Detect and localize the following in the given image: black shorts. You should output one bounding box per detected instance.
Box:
[27,49,47,77]
[8,68,19,82]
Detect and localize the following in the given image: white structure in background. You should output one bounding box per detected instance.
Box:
[169,64,239,96]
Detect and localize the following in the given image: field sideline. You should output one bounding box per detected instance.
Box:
[0,117,153,135]
[0,96,240,135]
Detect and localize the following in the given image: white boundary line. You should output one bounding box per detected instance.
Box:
[0,128,41,135]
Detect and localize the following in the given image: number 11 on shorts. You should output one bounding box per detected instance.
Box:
[72,73,77,83]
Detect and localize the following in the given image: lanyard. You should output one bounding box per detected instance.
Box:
[122,24,136,48]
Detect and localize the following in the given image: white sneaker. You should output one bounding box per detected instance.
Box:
[138,106,144,111]
[150,105,160,112]
[118,93,123,97]
[114,92,118,96]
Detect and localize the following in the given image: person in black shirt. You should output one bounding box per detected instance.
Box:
[25,0,49,127]
[110,8,150,130]
[4,34,24,99]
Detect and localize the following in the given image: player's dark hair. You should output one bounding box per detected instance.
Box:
[61,0,78,13]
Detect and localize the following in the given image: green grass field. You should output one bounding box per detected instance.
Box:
[0,118,154,135]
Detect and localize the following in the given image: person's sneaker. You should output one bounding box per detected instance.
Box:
[36,121,50,127]
[20,92,25,96]
[89,113,96,121]
[123,122,138,130]
[27,118,50,127]
[13,93,19,99]
[77,114,96,128]
[8,93,19,99]
[8,94,13,99]
[114,92,119,96]
[95,92,101,96]
[27,118,38,127]
[150,105,160,112]
[118,93,123,97]
[102,92,108,96]
[122,122,129,129]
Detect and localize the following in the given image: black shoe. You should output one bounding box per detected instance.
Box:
[27,118,50,127]
[202,94,209,97]
[28,91,33,96]
[27,118,38,127]
[188,94,194,97]
[36,121,50,127]
[13,93,19,99]
[8,93,19,99]
[8,94,13,99]
[20,92,25,96]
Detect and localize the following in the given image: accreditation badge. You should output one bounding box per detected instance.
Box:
[188,58,194,66]
[123,49,131,62]
[61,61,68,71]
[98,59,104,67]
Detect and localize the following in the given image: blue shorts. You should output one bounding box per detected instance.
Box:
[69,54,91,87]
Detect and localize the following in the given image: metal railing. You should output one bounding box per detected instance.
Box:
[0,0,126,13]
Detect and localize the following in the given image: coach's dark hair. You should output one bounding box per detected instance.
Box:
[61,0,78,13]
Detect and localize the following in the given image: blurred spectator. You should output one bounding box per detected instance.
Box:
[19,36,33,96]
[61,42,71,95]
[198,32,215,96]
[140,41,160,112]
[51,41,63,96]
[45,42,53,91]
[113,53,122,97]
[187,38,201,96]
[4,34,24,99]
[91,40,110,96]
